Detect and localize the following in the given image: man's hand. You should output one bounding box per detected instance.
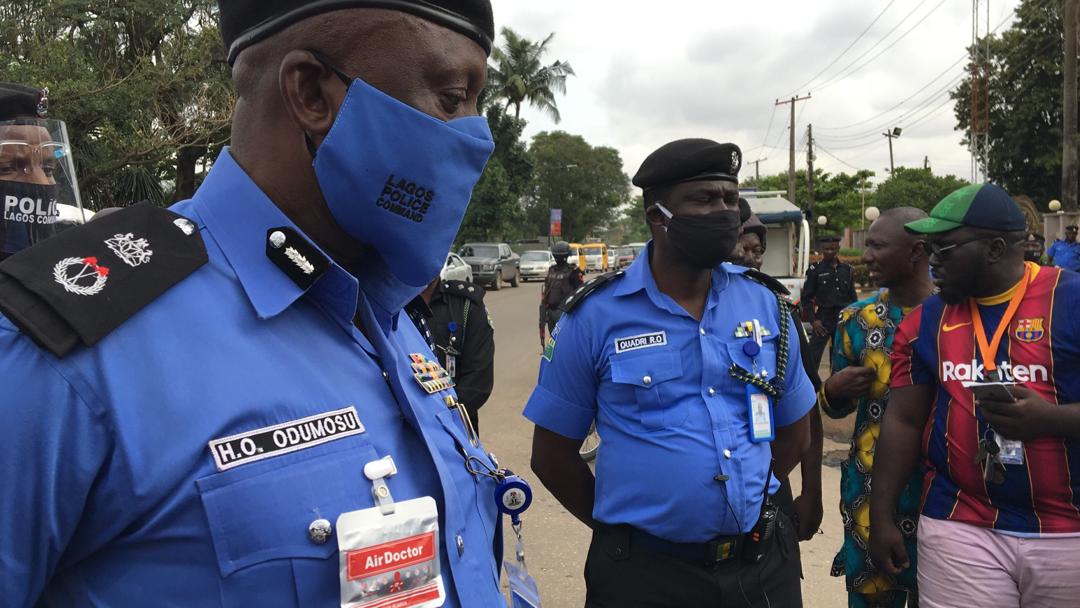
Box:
[812,319,827,337]
[869,519,910,575]
[792,492,823,541]
[826,366,877,400]
[978,385,1056,441]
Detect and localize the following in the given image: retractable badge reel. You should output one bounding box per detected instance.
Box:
[744,319,774,443]
[468,454,540,607]
[336,456,446,608]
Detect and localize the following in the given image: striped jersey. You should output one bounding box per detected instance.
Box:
[890,263,1080,534]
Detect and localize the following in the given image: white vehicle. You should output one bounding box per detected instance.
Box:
[519,250,555,281]
[742,192,810,304]
[440,252,473,283]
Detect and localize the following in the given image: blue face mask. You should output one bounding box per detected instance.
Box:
[310,53,494,288]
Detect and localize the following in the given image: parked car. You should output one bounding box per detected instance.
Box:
[459,242,520,290]
[581,243,609,272]
[614,246,636,269]
[439,252,473,283]
[519,250,555,281]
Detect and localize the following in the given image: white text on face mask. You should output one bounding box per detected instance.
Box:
[4,195,58,224]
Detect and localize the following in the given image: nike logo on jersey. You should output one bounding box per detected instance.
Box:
[943,322,971,332]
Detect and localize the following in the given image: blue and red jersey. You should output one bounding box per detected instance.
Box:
[891,264,1080,533]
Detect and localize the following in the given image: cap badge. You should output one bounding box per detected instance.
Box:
[36,87,48,117]
[105,233,153,267]
[731,150,741,172]
[53,256,109,296]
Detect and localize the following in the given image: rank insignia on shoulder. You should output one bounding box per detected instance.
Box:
[0,202,208,357]
[410,353,455,394]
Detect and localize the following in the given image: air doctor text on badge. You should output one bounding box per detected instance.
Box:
[207,406,365,471]
[5,195,58,224]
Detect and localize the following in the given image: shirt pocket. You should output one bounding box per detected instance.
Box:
[724,334,780,390]
[195,441,379,606]
[610,349,686,430]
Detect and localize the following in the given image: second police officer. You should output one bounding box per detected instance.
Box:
[526,139,816,606]
[538,239,584,350]
[802,235,858,372]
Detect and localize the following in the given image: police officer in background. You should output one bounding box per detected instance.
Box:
[0,82,87,261]
[414,276,494,432]
[1047,224,1080,271]
[538,239,583,349]
[802,235,857,372]
[527,139,815,606]
[0,1,507,606]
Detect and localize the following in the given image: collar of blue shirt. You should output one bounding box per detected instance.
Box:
[612,241,745,318]
[190,148,420,333]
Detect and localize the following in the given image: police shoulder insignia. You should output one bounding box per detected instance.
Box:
[741,269,792,300]
[0,202,208,357]
[443,279,486,304]
[559,270,625,312]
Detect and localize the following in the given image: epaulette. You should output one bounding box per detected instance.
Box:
[0,202,208,358]
[740,268,796,309]
[558,270,625,312]
[441,279,486,304]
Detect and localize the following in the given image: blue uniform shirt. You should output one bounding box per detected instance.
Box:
[1048,238,1080,271]
[0,149,505,607]
[523,247,815,542]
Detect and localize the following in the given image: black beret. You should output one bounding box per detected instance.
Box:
[1027,232,1045,242]
[0,82,47,120]
[219,0,494,64]
[633,139,742,192]
[818,235,841,244]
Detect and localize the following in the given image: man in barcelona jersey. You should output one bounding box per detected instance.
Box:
[870,183,1080,608]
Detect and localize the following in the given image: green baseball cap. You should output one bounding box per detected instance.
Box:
[905,183,1026,234]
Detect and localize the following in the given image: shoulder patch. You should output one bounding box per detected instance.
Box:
[559,270,625,312]
[0,202,208,357]
[740,268,794,304]
[442,279,486,304]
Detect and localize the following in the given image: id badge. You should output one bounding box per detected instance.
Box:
[504,559,541,608]
[446,355,456,379]
[995,433,1025,466]
[337,496,445,608]
[747,386,774,443]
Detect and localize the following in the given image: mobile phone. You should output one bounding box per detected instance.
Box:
[969,382,1017,403]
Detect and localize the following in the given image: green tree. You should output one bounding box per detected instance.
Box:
[458,105,534,242]
[0,0,232,209]
[526,131,630,242]
[951,0,1063,204]
[487,28,574,122]
[603,196,651,244]
[873,167,968,212]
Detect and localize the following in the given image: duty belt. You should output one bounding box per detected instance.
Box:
[626,526,741,567]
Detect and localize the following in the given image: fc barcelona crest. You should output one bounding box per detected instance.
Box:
[410,353,455,394]
[1015,318,1045,343]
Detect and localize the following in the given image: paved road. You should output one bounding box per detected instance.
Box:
[478,279,850,607]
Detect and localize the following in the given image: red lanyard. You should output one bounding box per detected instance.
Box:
[968,265,1031,374]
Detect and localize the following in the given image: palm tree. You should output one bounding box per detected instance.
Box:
[487,28,575,123]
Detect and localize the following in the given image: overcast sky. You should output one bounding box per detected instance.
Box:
[491,0,1022,187]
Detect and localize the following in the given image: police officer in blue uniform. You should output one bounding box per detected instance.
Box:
[526,139,816,607]
[0,1,510,606]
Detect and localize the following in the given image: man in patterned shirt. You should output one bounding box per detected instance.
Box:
[821,208,932,608]
[872,184,1080,607]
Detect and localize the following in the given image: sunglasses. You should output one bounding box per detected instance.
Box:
[926,235,993,260]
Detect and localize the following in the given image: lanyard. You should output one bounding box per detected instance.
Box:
[968,264,1031,375]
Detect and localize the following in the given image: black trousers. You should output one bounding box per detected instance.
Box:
[584,512,803,608]
[807,307,843,374]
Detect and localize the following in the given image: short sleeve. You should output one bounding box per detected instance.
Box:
[775,311,816,427]
[522,311,599,439]
[890,305,933,388]
[0,326,110,606]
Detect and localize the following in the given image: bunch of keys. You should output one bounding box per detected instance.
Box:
[976,435,1006,485]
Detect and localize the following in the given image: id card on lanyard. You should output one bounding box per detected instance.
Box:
[969,264,1032,465]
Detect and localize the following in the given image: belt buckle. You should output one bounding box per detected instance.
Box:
[706,538,737,566]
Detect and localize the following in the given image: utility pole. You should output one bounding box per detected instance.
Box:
[882,127,902,174]
[806,124,816,212]
[924,155,930,170]
[1064,0,1078,210]
[776,94,811,204]
[752,157,767,181]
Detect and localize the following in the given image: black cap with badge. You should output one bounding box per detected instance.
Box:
[0,82,47,120]
[218,0,495,64]
[633,138,742,192]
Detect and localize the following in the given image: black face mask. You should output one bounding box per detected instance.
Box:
[657,204,742,269]
[1024,251,1042,263]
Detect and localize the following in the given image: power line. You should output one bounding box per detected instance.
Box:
[813,0,948,93]
[788,0,897,96]
[815,144,864,172]
[815,77,962,142]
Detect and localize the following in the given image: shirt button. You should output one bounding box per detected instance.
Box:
[699,328,706,336]
[268,230,287,249]
[308,518,332,544]
[382,371,390,381]
[642,375,652,386]
[708,387,716,396]
[723,449,732,459]
[456,534,465,556]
